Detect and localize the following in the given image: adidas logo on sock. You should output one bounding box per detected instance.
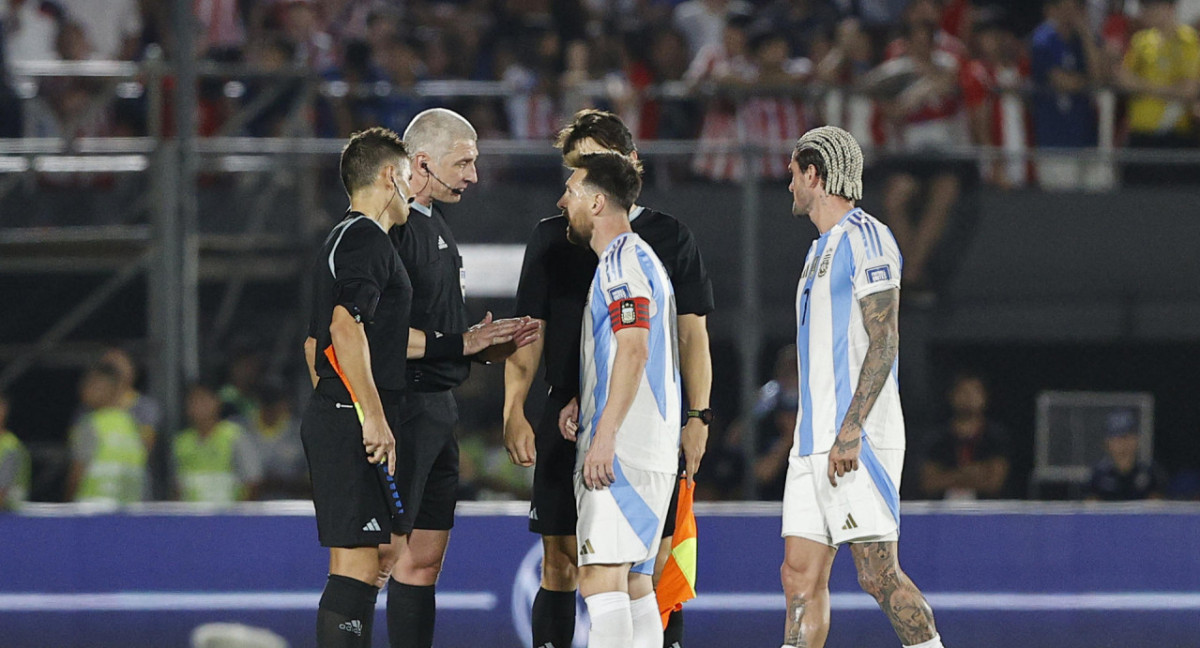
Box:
[339,619,362,636]
[841,513,858,531]
[362,518,381,532]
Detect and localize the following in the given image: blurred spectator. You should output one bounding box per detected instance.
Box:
[57,0,141,60]
[1087,409,1168,501]
[626,28,697,141]
[883,0,968,61]
[459,426,532,501]
[1030,0,1106,190]
[66,363,146,504]
[814,17,876,142]
[101,347,161,454]
[1118,0,1200,185]
[3,0,63,66]
[318,38,382,137]
[219,347,263,422]
[918,374,1012,500]
[686,15,755,181]
[246,379,307,500]
[963,16,1031,188]
[194,0,248,58]
[0,393,31,510]
[280,0,336,72]
[0,3,25,138]
[363,4,401,70]
[174,383,262,504]
[374,34,427,133]
[752,0,840,58]
[498,31,562,140]
[673,0,753,58]
[738,31,811,179]
[745,344,798,500]
[873,21,967,291]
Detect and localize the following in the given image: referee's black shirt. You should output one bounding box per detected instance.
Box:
[514,206,714,400]
[310,213,413,391]
[390,201,471,392]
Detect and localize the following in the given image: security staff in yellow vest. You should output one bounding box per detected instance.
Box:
[67,363,146,504]
[174,384,262,504]
[0,393,31,510]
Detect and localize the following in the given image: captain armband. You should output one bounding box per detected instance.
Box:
[334,280,381,324]
[609,297,650,333]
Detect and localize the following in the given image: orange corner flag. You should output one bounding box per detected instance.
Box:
[656,476,697,628]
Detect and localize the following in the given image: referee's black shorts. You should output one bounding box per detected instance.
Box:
[391,390,459,535]
[302,379,406,548]
[530,388,680,539]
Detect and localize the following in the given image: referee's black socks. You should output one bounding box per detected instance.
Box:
[532,587,576,648]
[387,580,436,648]
[317,574,378,648]
[663,608,685,648]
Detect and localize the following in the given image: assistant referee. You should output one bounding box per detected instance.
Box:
[503,109,715,648]
[380,108,541,648]
[301,127,413,648]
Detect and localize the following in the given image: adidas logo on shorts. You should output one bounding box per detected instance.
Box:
[529,507,538,520]
[339,619,362,636]
[362,518,381,532]
[841,513,858,531]
[579,539,596,556]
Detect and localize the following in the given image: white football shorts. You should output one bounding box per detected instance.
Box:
[575,458,674,575]
[782,437,903,546]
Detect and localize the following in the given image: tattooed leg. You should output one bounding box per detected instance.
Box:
[850,541,938,646]
[781,536,837,648]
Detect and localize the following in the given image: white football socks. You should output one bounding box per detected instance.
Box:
[584,592,632,648]
[629,593,663,648]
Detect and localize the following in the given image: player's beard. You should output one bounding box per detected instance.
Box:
[565,211,591,248]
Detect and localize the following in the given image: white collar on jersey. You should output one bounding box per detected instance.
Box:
[629,205,645,221]
[410,201,433,217]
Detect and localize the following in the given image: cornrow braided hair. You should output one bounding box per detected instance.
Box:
[794,126,864,201]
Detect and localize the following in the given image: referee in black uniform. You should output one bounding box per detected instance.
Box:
[379,108,542,648]
[301,127,413,648]
[503,110,715,648]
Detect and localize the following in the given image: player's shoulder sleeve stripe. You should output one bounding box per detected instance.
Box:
[327,215,372,278]
[847,215,882,260]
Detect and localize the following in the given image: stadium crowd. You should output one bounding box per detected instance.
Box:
[1,0,1200,187]
[3,1,1200,508]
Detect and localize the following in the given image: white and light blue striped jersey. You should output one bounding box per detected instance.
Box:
[794,207,905,457]
[578,232,681,474]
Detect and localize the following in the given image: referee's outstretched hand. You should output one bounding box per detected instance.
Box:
[362,414,397,476]
[464,312,539,357]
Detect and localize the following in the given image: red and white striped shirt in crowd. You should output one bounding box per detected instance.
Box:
[686,45,809,181]
[962,57,1032,186]
[194,0,245,51]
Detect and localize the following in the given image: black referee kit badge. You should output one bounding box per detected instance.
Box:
[620,300,637,325]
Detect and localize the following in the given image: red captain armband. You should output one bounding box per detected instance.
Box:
[609,297,651,332]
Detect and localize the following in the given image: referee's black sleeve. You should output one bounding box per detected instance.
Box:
[671,221,715,316]
[514,220,552,320]
[330,222,392,301]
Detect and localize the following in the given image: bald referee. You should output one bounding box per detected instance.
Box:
[779,126,944,648]
[379,108,542,648]
[301,127,413,648]
[503,110,714,648]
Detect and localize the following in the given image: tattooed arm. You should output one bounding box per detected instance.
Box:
[828,288,899,486]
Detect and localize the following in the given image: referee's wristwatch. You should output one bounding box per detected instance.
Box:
[686,408,714,425]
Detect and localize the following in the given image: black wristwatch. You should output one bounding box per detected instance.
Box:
[686,408,714,425]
